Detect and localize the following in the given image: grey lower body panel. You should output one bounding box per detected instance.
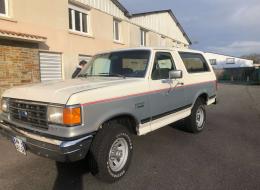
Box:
[0,121,93,162]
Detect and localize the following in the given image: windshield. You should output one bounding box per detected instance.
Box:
[78,50,151,78]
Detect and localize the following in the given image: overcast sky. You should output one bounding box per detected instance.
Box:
[119,0,260,56]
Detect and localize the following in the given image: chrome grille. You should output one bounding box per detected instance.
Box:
[9,99,48,129]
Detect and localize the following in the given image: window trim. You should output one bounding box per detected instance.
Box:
[68,4,91,35]
[0,0,9,17]
[80,50,151,79]
[179,52,211,74]
[151,51,176,80]
[113,19,121,42]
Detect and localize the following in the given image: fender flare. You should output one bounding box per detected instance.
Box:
[95,110,140,133]
[192,90,209,108]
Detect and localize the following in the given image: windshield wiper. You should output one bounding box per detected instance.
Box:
[99,73,126,79]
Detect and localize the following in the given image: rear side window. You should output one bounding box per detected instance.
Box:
[179,52,210,73]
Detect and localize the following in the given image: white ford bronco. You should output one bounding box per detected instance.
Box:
[0,47,217,182]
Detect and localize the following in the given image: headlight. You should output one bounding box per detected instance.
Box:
[47,105,81,126]
[47,106,63,124]
[1,98,9,113]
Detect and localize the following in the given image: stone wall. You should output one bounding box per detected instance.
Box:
[0,39,40,97]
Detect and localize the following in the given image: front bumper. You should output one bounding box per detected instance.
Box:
[0,120,93,162]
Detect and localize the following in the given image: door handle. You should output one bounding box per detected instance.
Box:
[167,81,184,93]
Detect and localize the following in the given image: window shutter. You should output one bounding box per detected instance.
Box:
[39,52,62,82]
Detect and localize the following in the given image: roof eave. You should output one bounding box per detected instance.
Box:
[167,10,192,45]
[111,0,131,17]
[0,29,47,43]
[131,9,192,45]
[0,35,46,43]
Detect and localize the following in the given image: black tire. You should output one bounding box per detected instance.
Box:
[88,121,133,183]
[185,98,206,133]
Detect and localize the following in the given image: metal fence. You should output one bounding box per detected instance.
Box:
[214,67,260,84]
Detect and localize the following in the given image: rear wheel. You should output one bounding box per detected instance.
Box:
[185,98,206,133]
[88,122,133,183]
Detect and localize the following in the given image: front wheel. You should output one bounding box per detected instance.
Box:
[88,122,133,183]
[185,98,206,133]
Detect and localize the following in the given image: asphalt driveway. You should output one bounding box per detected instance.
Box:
[0,84,260,190]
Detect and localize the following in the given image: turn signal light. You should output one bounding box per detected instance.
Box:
[63,107,81,125]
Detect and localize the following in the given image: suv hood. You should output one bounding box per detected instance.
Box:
[2,78,139,104]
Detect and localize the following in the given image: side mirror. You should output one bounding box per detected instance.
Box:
[169,70,183,79]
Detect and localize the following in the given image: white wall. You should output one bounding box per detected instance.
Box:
[75,0,126,19]
[130,12,189,46]
[205,52,254,69]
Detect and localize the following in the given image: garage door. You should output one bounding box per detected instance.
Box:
[39,52,62,82]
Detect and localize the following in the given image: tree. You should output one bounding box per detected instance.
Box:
[241,54,260,64]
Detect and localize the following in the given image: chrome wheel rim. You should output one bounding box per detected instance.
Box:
[108,138,129,172]
[196,107,205,129]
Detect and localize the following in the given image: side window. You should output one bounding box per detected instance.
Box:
[152,52,175,80]
[69,5,90,34]
[179,52,210,73]
[226,58,235,64]
[0,0,8,16]
[140,29,147,46]
[209,59,217,65]
[113,19,121,41]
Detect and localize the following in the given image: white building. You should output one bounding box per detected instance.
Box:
[205,52,254,69]
[0,0,192,96]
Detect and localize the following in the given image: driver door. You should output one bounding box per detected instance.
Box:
[148,51,185,130]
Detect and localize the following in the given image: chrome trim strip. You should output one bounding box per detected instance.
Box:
[9,98,65,108]
[60,135,93,148]
[10,99,49,106]
[0,121,93,147]
[16,128,61,145]
[0,121,61,145]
